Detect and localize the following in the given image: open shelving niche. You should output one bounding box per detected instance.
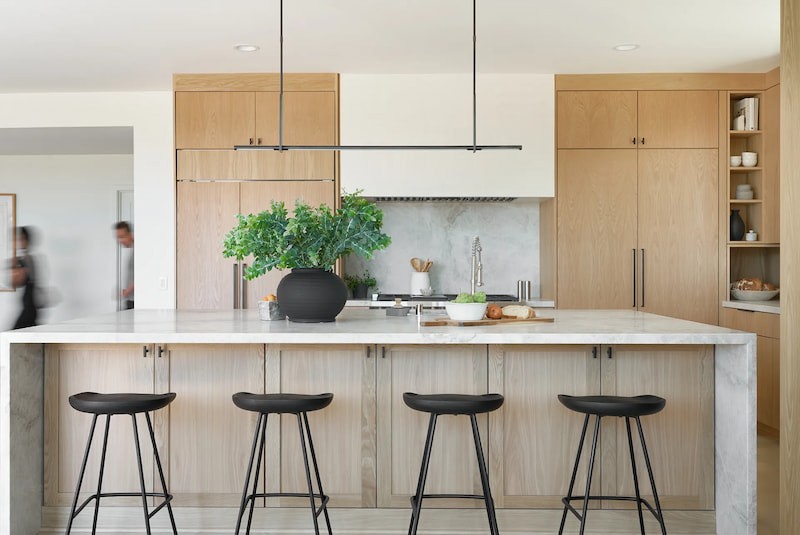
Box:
[724,91,780,301]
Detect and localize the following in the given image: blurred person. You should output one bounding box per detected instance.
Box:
[115,221,134,309]
[11,226,39,329]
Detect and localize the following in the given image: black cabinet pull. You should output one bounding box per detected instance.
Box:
[157,346,165,359]
[381,346,386,359]
[366,346,371,359]
[592,346,598,359]
[233,264,240,309]
[249,138,254,145]
[241,263,248,309]
[640,248,645,307]
[632,137,637,145]
[632,248,637,308]
[142,345,150,358]
[607,347,613,359]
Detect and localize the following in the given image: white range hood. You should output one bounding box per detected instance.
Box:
[340,74,555,199]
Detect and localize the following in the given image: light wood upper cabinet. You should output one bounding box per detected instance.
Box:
[637,91,718,148]
[637,149,718,325]
[266,344,376,507]
[601,345,714,510]
[255,92,337,146]
[557,91,637,148]
[175,92,256,149]
[44,344,156,507]
[164,344,265,506]
[377,345,488,508]
[488,345,600,508]
[557,149,638,309]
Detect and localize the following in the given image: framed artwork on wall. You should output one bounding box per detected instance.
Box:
[0,194,16,291]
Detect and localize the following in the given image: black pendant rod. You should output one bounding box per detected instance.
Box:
[472,0,477,153]
[279,0,284,151]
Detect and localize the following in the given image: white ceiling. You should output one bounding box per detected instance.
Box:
[0,0,780,93]
[0,127,133,154]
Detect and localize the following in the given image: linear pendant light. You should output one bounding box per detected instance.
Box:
[234,0,522,152]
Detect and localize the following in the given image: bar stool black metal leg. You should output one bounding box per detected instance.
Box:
[470,414,499,535]
[246,414,268,535]
[625,417,646,535]
[90,415,111,535]
[636,416,667,535]
[558,414,590,535]
[297,412,322,535]
[408,413,437,535]
[578,415,602,535]
[65,414,98,535]
[131,414,152,535]
[303,412,333,535]
[145,412,178,535]
[235,413,263,535]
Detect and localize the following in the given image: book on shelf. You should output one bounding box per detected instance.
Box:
[732,97,759,131]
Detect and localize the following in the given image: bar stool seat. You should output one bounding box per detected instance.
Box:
[403,392,504,415]
[233,392,333,535]
[232,392,333,414]
[557,394,668,535]
[558,394,665,417]
[65,392,177,535]
[69,392,176,415]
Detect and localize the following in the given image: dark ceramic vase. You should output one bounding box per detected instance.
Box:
[277,268,348,323]
[730,209,745,241]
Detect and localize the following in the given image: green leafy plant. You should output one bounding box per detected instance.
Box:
[223,192,391,280]
[344,271,377,292]
[452,292,487,303]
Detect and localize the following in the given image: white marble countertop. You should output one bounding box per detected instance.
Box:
[1,308,752,346]
[345,299,556,308]
[722,299,780,314]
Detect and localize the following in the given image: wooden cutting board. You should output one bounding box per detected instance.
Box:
[421,317,555,327]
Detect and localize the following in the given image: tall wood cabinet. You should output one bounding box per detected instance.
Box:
[556,90,719,325]
[174,74,339,309]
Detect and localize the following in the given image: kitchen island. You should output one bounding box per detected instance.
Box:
[1,309,755,535]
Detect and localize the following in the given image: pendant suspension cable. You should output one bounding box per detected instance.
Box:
[279,0,285,151]
[472,0,477,153]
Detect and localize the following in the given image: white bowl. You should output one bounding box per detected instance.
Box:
[730,156,742,167]
[736,184,752,191]
[444,302,488,321]
[735,191,754,200]
[741,152,758,167]
[730,289,779,301]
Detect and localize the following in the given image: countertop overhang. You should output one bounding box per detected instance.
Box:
[1,308,753,346]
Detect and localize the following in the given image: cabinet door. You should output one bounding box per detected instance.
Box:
[162,344,264,506]
[175,92,256,149]
[557,149,638,309]
[266,344,376,507]
[240,181,336,307]
[44,344,155,506]
[638,149,718,324]
[601,345,714,510]
[176,181,240,309]
[255,91,336,177]
[757,336,780,433]
[557,91,638,148]
[637,91,718,148]
[488,345,600,508]
[377,345,488,508]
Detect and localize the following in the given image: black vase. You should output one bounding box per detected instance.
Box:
[730,209,745,241]
[277,268,348,323]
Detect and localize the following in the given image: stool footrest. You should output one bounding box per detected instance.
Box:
[72,492,173,519]
[562,495,662,522]
[411,493,487,505]
[243,492,330,517]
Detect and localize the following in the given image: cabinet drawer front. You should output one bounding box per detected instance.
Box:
[720,307,779,338]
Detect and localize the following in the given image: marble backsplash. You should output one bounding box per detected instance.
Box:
[345,200,540,297]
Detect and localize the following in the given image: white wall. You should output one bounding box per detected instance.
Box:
[0,92,174,309]
[0,155,133,328]
[340,74,554,198]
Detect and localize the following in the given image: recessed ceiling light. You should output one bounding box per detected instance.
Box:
[234,44,260,52]
[613,44,640,52]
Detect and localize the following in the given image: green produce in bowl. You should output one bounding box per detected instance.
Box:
[452,292,487,304]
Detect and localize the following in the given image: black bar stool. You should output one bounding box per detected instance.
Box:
[64,392,178,535]
[232,392,334,535]
[403,392,504,535]
[557,394,668,535]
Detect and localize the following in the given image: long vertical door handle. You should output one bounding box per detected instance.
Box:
[233,264,240,309]
[640,249,645,308]
[241,263,248,309]
[632,249,637,308]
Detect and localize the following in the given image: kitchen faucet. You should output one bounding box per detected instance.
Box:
[470,236,484,294]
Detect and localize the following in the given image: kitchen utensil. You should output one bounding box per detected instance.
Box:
[410,272,431,295]
[517,280,532,301]
[423,259,432,272]
[730,288,779,301]
[422,316,554,327]
[730,156,742,167]
[410,258,424,272]
[444,302,488,321]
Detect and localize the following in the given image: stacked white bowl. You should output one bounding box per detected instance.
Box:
[741,151,758,167]
[736,183,754,200]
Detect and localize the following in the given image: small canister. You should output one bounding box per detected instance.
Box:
[745,229,758,241]
[517,280,532,302]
